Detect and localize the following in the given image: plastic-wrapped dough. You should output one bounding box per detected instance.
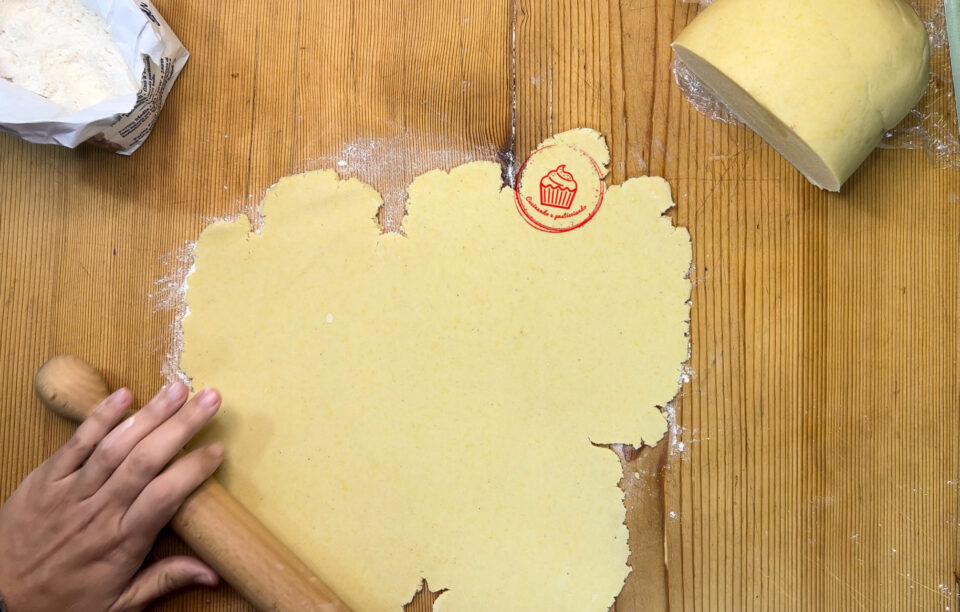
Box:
[672,0,930,191]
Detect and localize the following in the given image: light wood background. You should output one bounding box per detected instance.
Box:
[1,1,957,610]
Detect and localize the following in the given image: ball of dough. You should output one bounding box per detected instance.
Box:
[672,0,930,191]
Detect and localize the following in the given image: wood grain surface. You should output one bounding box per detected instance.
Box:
[1,1,958,610]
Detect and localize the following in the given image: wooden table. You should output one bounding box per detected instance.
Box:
[1,1,957,610]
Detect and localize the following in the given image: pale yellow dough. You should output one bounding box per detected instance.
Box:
[181,130,691,611]
[672,0,929,191]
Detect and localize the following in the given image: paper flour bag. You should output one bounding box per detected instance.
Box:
[0,0,189,154]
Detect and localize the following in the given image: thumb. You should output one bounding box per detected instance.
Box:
[109,556,219,612]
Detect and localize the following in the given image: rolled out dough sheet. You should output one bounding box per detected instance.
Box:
[181,129,692,611]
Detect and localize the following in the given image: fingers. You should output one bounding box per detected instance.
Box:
[46,389,132,480]
[108,556,218,612]
[72,383,189,498]
[100,389,221,506]
[121,443,224,540]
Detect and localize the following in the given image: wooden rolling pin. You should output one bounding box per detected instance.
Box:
[34,354,351,612]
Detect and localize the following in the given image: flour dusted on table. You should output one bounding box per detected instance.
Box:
[0,0,139,112]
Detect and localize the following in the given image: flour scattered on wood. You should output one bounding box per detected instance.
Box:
[298,132,500,231]
[152,245,196,385]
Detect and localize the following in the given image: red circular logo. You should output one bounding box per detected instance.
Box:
[514,144,605,233]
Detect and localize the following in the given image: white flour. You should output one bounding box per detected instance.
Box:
[0,0,139,111]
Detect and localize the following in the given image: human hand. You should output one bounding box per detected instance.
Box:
[0,383,224,612]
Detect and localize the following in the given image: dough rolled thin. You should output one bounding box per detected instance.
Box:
[672,0,930,191]
[180,130,693,612]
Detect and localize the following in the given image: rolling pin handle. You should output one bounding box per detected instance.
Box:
[35,354,113,422]
[32,354,353,611]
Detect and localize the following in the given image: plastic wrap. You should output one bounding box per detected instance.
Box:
[673,0,960,167]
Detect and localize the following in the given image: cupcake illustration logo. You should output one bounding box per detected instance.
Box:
[515,144,604,233]
[540,165,578,209]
